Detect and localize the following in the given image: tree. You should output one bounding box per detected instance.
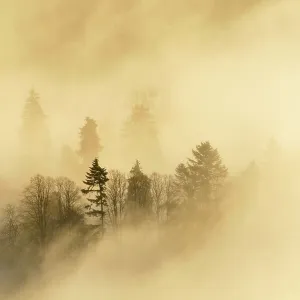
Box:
[54,177,84,230]
[20,175,55,249]
[81,158,109,235]
[122,102,164,172]
[162,175,178,222]
[106,170,127,231]
[19,89,52,175]
[174,141,228,226]
[174,163,195,203]
[78,117,102,168]
[126,161,152,226]
[150,173,165,223]
[0,204,20,249]
[187,141,228,204]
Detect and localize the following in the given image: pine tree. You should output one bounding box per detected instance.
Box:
[126,160,152,226]
[174,141,228,214]
[122,102,164,172]
[19,89,52,175]
[81,158,109,234]
[187,141,228,203]
[78,117,102,168]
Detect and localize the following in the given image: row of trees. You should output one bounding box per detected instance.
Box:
[0,141,230,253]
[19,89,164,179]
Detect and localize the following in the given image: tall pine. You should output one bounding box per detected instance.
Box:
[19,89,52,176]
[174,141,228,221]
[122,100,164,173]
[78,117,102,168]
[82,158,109,234]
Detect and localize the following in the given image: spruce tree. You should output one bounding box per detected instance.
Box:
[122,101,164,172]
[187,141,228,202]
[78,117,102,168]
[174,141,228,216]
[126,160,152,226]
[19,89,52,175]
[82,158,109,233]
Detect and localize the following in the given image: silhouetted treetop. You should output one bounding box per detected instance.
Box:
[82,158,109,232]
[78,117,102,167]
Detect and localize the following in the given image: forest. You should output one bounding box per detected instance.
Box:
[0,88,287,297]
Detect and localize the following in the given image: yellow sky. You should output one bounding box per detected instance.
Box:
[0,0,300,175]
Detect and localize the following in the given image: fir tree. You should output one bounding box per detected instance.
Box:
[81,158,109,234]
[78,117,102,168]
[19,89,52,175]
[126,160,152,225]
[174,141,228,213]
[187,141,228,202]
[122,102,163,172]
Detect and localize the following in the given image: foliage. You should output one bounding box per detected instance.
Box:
[78,117,102,167]
[82,158,109,233]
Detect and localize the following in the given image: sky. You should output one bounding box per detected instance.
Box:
[1,0,300,175]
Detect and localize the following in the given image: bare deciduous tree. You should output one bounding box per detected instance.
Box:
[150,173,165,223]
[162,175,178,222]
[55,177,84,229]
[106,170,127,231]
[0,204,20,248]
[20,175,55,248]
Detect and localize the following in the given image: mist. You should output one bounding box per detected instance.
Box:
[1,0,300,299]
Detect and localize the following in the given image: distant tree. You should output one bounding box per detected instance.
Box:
[20,175,55,249]
[174,163,195,203]
[187,141,228,203]
[78,117,102,168]
[122,102,164,172]
[126,161,152,226]
[19,89,52,175]
[81,158,109,235]
[106,170,127,231]
[0,204,20,249]
[54,177,84,230]
[174,141,228,225]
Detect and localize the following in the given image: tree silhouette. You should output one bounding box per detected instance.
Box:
[81,158,109,234]
[122,103,163,172]
[187,141,228,203]
[54,177,84,230]
[174,141,228,226]
[0,204,20,249]
[106,170,127,231]
[78,117,102,168]
[20,175,55,249]
[19,89,52,175]
[126,160,152,226]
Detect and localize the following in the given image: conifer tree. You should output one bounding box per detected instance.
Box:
[174,141,228,212]
[78,117,102,168]
[187,141,228,202]
[122,101,164,172]
[126,160,152,225]
[20,89,52,175]
[81,158,109,233]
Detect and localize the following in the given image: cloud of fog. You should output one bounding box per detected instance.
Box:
[1,1,300,173]
[1,1,300,299]
[4,158,300,300]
